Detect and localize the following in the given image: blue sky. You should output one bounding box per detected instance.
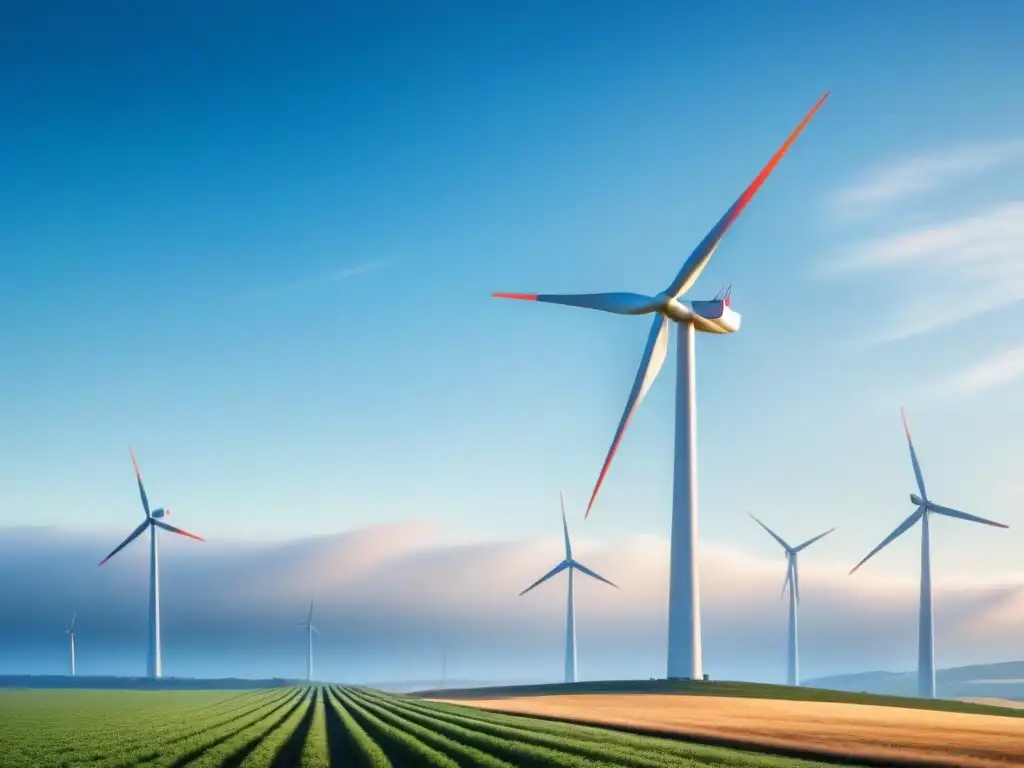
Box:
[2,0,1024,597]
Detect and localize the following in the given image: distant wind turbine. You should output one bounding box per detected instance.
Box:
[64,612,77,677]
[519,491,618,683]
[850,408,1009,699]
[98,446,205,679]
[747,514,835,687]
[296,598,320,682]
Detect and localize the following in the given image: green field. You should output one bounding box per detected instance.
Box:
[0,684,868,767]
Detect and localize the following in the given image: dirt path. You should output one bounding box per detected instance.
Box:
[434,693,1024,767]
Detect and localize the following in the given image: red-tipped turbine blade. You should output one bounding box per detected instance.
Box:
[492,291,658,315]
[153,519,205,542]
[492,292,538,301]
[129,445,152,517]
[585,313,671,518]
[666,92,830,299]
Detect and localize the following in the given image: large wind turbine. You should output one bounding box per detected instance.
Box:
[64,612,77,677]
[494,93,829,680]
[748,514,834,687]
[519,491,617,683]
[99,447,204,679]
[296,598,320,682]
[850,409,1009,699]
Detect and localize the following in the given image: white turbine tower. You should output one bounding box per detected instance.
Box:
[851,409,1009,699]
[519,491,618,684]
[99,447,205,679]
[494,93,829,680]
[748,514,834,687]
[297,598,320,682]
[64,612,77,677]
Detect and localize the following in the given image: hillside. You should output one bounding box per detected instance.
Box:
[804,660,1024,700]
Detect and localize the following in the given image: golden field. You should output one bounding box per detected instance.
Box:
[435,693,1024,767]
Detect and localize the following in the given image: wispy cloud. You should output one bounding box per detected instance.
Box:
[823,201,1024,343]
[231,259,391,302]
[924,345,1024,401]
[827,140,1024,219]
[1,522,1022,681]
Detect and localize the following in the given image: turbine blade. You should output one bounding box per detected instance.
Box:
[665,92,830,299]
[152,519,205,542]
[130,445,152,517]
[927,503,1009,529]
[793,526,837,553]
[69,612,76,631]
[781,565,792,599]
[585,313,671,518]
[560,490,572,561]
[491,292,658,316]
[850,507,924,574]
[519,561,569,596]
[747,512,792,552]
[98,521,150,565]
[793,561,801,603]
[308,598,315,623]
[901,408,928,500]
[311,625,321,636]
[571,560,618,589]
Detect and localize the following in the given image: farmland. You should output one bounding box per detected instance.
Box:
[440,691,1024,768]
[0,684,863,767]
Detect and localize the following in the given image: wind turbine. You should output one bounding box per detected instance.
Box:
[296,598,320,682]
[64,612,77,677]
[850,409,1009,699]
[493,93,829,680]
[98,446,204,679]
[441,646,447,689]
[519,491,618,683]
[747,514,835,687]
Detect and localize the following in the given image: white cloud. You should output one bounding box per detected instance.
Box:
[925,346,1024,401]
[823,201,1024,343]
[833,201,1024,272]
[827,141,1024,219]
[231,259,390,301]
[1,522,1022,681]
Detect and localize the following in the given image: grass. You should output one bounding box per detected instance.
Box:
[412,678,1024,718]
[0,684,884,767]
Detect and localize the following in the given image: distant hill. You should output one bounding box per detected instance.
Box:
[805,660,1024,700]
[0,675,300,690]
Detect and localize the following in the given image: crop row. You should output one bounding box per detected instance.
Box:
[0,685,849,767]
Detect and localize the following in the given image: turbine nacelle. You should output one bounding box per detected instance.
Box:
[151,508,170,518]
[665,297,742,334]
[910,494,925,506]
